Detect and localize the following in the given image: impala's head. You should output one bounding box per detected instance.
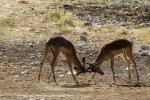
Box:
[86,63,104,75]
[74,57,87,76]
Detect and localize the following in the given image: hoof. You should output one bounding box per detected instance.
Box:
[75,81,79,85]
[134,81,141,87]
[47,80,51,83]
[126,81,132,85]
[111,82,117,87]
[136,81,140,84]
[87,80,91,83]
[112,82,116,85]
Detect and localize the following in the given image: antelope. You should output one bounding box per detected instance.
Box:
[38,35,87,84]
[87,39,139,84]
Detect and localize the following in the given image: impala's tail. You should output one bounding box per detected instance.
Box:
[38,43,50,82]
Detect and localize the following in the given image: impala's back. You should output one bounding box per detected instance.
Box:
[47,35,75,53]
[97,39,132,62]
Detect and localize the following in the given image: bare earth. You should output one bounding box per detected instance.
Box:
[0,39,150,100]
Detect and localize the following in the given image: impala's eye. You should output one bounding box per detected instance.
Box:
[74,67,77,70]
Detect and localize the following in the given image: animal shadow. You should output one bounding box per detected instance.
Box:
[117,82,149,87]
[60,83,93,88]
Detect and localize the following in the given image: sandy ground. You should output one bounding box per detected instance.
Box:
[0,39,150,100]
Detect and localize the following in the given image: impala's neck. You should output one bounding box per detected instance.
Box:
[95,53,105,67]
[72,53,84,69]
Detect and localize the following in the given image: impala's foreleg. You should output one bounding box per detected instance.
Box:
[110,57,116,84]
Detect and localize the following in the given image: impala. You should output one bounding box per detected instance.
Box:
[87,39,139,84]
[38,35,87,84]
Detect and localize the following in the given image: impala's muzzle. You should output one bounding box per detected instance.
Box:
[74,67,86,76]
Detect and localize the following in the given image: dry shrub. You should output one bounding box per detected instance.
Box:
[43,10,77,27]
[0,17,16,27]
[115,27,129,35]
[17,0,29,4]
[43,10,83,34]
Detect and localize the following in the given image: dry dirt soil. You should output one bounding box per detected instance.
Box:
[0,38,150,100]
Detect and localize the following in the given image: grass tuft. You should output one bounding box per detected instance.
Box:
[43,10,83,34]
[0,16,17,27]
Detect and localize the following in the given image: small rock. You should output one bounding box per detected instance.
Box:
[31,61,41,66]
[140,45,149,51]
[0,51,3,55]
[59,74,65,77]
[28,42,34,47]
[18,0,29,4]
[139,51,149,56]
[14,75,20,79]
[80,32,88,36]
[80,32,87,42]
[40,97,45,100]
[31,67,37,70]
[21,65,28,69]
[138,49,143,53]
[84,21,92,26]
[37,53,43,58]
[65,71,76,75]
[30,54,35,59]
[20,65,29,75]
[23,40,34,48]
[147,74,150,76]
[29,97,35,100]
[46,6,50,9]
[21,70,29,75]
[53,32,61,35]
[125,66,134,71]
[31,7,34,10]
[80,35,87,42]
[18,62,25,65]
[63,4,74,10]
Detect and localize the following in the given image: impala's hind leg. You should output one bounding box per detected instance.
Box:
[48,55,60,83]
[126,48,139,81]
[122,50,132,83]
[50,49,60,84]
[38,43,49,83]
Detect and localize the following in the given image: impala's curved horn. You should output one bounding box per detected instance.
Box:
[86,63,93,66]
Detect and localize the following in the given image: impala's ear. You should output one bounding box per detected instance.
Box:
[82,57,85,66]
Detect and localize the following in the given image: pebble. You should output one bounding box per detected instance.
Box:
[23,40,34,48]
[31,61,41,65]
[139,51,149,56]
[21,70,29,75]
[84,21,92,26]
[80,35,87,42]
[80,32,88,36]
[0,51,3,55]
[59,74,65,77]
[66,71,76,75]
[40,97,45,100]
[140,45,149,51]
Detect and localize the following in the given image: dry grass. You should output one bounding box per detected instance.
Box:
[47,0,149,5]
[131,28,150,44]
[0,16,17,27]
[0,0,149,46]
[43,10,84,34]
